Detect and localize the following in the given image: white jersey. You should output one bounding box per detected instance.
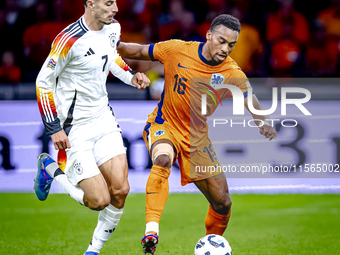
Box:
[36,16,133,135]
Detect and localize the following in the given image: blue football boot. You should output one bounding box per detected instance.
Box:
[33,153,55,201]
[84,250,99,255]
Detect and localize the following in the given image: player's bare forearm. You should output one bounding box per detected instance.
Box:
[117,42,151,60]
[244,94,277,141]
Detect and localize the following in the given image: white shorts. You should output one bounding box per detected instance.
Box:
[58,110,126,186]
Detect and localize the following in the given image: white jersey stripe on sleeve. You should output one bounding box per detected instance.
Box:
[39,88,51,123]
[41,88,54,122]
[54,24,80,53]
[56,27,82,55]
[56,27,81,55]
[44,90,55,122]
[55,25,81,55]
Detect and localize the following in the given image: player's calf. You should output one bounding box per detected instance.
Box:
[205,192,232,235]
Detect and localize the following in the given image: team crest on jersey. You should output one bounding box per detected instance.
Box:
[109,32,117,48]
[47,58,57,70]
[74,162,83,175]
[210,73,225,89]
[155,130,165,137]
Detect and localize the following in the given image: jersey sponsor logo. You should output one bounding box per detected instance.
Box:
[47,58,57,70]
[210,73,225,88]
[74,162,83,175]
[178,63,189,69]
[84,48,95,57]
[154,130,165,137]
[109,32,117,48]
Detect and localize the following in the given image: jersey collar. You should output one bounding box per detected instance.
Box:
[79,16,90,32]
[198,42,223,67]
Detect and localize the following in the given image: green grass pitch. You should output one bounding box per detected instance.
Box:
[1,193,340,254]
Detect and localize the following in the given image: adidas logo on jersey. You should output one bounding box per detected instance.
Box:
[84,48,95,57]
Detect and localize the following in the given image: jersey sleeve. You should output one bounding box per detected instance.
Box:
[108,22,135,86]
[109,52,134,86]
[148,40,182,63]
[36,32,73,136]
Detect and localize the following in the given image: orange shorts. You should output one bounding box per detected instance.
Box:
[143,121,221,186]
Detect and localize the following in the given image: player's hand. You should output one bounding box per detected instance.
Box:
[259,124,276,141]
[51,130,71,150]
[132,72,150,90]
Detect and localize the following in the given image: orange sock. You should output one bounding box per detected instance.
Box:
[145,165,171,224]
[205,205,231,235]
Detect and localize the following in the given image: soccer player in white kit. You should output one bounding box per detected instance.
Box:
[33,0,150,254]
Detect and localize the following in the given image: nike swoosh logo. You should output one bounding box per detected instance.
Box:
[147,192,159,194]
[178,63,189,69]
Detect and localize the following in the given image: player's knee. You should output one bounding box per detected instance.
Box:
[109,182,130,207]
[154,154,172,169]
[110,181,130,197]
[87,194,111,211]
[152,142,174,169]
[213,195,232,215]
[116,182,130,198]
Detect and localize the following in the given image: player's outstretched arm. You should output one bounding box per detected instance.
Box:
[244,94,277,141]
[131,72,150,90]
[117,42,151,60]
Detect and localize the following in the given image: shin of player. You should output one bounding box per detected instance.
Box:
[142,140,174,254]
[195,172,232,236]
[145,141,175,234]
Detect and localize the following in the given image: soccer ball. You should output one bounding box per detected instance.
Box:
[194,234,232,255]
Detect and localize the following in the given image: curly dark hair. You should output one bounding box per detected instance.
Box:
[210,14,241,33]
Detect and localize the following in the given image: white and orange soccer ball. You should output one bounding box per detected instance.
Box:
[194,234,232,255]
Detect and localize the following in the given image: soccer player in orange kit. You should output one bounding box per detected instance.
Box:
[118,14,276,254]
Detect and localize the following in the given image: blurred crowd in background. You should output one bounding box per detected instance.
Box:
[0,0,340,93]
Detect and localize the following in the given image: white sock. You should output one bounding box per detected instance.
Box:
[145,221,159,236]
[87,204,123,253]
[55,175,84,206]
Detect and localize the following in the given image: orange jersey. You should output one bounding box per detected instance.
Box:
[148,39,251,148]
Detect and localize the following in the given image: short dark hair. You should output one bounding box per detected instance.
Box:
[210,14,241,33]
[83,0,99,7]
